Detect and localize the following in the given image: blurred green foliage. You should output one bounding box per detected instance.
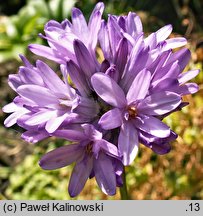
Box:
[0,0,75,62]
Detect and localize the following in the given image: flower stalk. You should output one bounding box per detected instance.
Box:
[120,166,130,200]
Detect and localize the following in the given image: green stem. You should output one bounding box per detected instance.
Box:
[119,166,130,200]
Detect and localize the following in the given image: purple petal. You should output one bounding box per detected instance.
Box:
[66,60,90,96]
[28,44,64,64]
[115,38,128,75]
[88,3,104,48]
[96,140,119,158]
[178,83,199,95]
[94,153,116,195]
[99,108,123,130]
[73,39,96,78]
[178,69,200,84]
[36,60,69,95]
[53,129,86,141]
[21,131,49,143]
[45,113,69,133]
[19,67,44,86]
[4,109,28,127]
[127,69,151,103]
[99,21,111,60]
[163,37,187,51]
[2,102,19,113]
[82,124,102,141]
[25,110,56,126]
[17,84,57,106]
[91,73,127,108]
[71,8,88,39]
[155,24,172,43]
[138,91,181,115]
[167,48,191,71]
[8,74,22,91]
[39,144,83,170]
[134,115,170,138]
[126,12,143,36]
[69,156,93,197]
[118,121,139,165]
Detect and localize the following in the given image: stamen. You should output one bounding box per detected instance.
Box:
[127,106,138,119]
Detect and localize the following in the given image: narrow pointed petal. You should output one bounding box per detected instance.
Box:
[163,37,187,51]
[2,102,19,113]
[96,140,119,158]
[127,12,143,36]
[21,131,49,144]
[4,109,28,127]
[17,84,57,106]
[45,113,69,133]
[134,115,170,138]
[127,69,151,103]
[91,73,127,108]
[28,44,64,64]
[73,39,96,77]
[115,38,128,75]
[82,124,102,140]
[138,91,181,115]
[156,24,172,43]
[167,48,191,71]
[53,129,86,141]
[25,110,56,126]
[72,8,88,38]
[39,144,82,170]
[88,2,104,48]
[178,69,200,84]
[118,122,139,165]
[66,60,90,96]
[178,83,199,95]
[69,156,93,197]
[8,74,22,91]
[36,60,69,95]
[19,67,44,86]
[94,153,116,195]
[99,108,123,130]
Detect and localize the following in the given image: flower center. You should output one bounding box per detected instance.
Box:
[127,106,138,119]
[85,142,93,155]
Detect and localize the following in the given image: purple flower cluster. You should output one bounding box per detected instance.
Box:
[3,2,199,197]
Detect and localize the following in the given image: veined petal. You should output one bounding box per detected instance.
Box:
[17,84,58,106]
[163,37,187,51]
[73,39,96,77]
[127,69,151,103]
[99,108,123,130]
[21,131,49,144]
[36,60,69,95]
[39,144,83,170]
[69,156,93,197]
[91,73,127,108]
[115,38,128,75]
[96,140,119,158]
[53,129,86,141]
[94,153,116,196]
[118,121,139,165]
[71,8,88,39]
[134,115,170,138]
[178,69,200,84]
[66,60,90,96]
[28,44,64,64]
[82,124,102,140]
[156,24,172,43]
[138,91,181,115]
[45,113,69,133]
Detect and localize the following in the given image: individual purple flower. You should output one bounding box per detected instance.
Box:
[29,2,104,65]
[39,124,122,197]
[91,71,182,165]
[2,56,99,142]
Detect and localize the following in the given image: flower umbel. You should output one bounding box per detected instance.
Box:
[3,2,199,197]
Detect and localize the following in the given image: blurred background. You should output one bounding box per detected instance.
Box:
[0,0,203,200]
